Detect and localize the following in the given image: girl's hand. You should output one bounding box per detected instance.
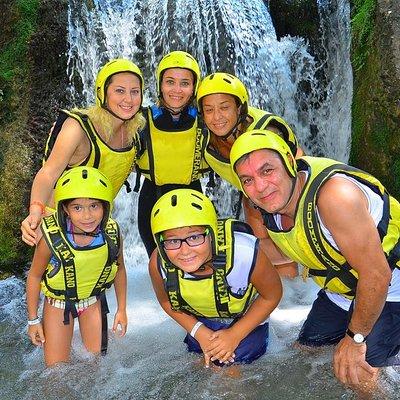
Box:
[194,325,215,367]
[28,323,45,346]
[112,310,128,337]
[207,328,240,364]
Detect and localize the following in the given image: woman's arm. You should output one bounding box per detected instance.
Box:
[112,239,128,336]
[21,118,88,246]
[26,238,52,346]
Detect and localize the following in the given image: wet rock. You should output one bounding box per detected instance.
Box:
[350,0,400,197]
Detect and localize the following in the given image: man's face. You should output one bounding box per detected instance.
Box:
[235,149,293,214]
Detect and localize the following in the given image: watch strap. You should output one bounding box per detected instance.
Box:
[346,328,366,343]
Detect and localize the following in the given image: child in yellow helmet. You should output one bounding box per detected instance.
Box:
[26,167,127,366]
[21,59,146,246]
[149,189,282,367]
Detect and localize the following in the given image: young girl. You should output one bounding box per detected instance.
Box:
[136,51,209,257]
[21,59,146,246]
[26,167,127,366]
[149,189,282,366]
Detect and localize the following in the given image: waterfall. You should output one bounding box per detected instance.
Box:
[66,0,352,160]
[66,0,352,217]
[5,2,398,400]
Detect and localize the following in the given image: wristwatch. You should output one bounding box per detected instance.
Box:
[346,328,366,344]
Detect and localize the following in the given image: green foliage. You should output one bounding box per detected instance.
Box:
[351,0,377,71]
[350,0,400,199]
[0,0,39,272]
[0,0,39,81]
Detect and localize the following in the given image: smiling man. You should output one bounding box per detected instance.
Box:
[230,129,400,396]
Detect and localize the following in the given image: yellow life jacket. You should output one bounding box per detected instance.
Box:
[44,110,137,198]
[204,107,299,187]
[40,213,120,301]
[159,219,258,318]
[136,107,209,185]
[264,156,400,299]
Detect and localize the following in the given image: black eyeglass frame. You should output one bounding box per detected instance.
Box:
[161,231,209,250]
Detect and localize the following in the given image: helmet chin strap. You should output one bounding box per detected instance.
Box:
[278,176,298,212]
[218,113,247,141]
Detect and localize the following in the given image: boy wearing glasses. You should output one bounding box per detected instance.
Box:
[148,189,282,367]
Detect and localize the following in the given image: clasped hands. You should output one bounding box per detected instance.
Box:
[197,326,241,367]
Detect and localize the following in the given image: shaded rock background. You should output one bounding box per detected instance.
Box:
[350,0,400,197]
[0,0,69,273]
[0,0,399,272]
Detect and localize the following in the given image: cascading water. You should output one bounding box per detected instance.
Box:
[1,1,399,399]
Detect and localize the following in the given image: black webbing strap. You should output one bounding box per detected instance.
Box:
[302,163,359,296]
[133,170,142,192]
[253,113,272,130]
[234,191,243,220]
[43,215,78,301]
[213,219,231,317]
[165,266,202,316]
[77,113,101,169]
[63,300,78,325]
[89,222,120,297]
[99,292,110,356]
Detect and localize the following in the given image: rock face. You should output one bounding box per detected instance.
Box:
[1,0,400,272]
[350,0,400,198]
[0,0,68,272]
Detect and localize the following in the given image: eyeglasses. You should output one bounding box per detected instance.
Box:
[161,231,209,250]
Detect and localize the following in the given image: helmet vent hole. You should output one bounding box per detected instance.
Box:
[191,193,203,201]
[82,169,88,179]
[223,78,232,84]
[171,195,177,207]
[99,179,107,187]
[62,179,70,186]
[191,203,202,211]
[153,209,160,217]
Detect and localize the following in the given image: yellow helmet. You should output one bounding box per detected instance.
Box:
[261,115,299,156]
[197,72,249,110]
[54,167,114,228]
[95,58,144,107]
[151,189,218,263]
[230,129,297,192]
[156,51,201,97]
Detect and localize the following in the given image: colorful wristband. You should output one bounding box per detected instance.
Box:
[29,201,45,215]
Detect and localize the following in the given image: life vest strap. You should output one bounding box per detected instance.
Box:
[99,292,109,356]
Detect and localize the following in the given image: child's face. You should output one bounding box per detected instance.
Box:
[63,198,104,233]
[161,226,212,273]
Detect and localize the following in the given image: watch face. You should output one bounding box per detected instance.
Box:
[353,333,365,344]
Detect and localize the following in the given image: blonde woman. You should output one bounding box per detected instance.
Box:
[21,59,146,246]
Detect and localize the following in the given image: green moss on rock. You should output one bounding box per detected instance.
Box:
[350,0,400,198]
[0,0,68,273]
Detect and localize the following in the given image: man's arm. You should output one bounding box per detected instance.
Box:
[317,176,391,386]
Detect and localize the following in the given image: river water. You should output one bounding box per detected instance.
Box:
[2,0,399,399]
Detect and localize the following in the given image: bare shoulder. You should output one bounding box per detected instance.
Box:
[58,117,86,141]
[317,176,369,228]
[318,176,368,211]
[148,249,159,273]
